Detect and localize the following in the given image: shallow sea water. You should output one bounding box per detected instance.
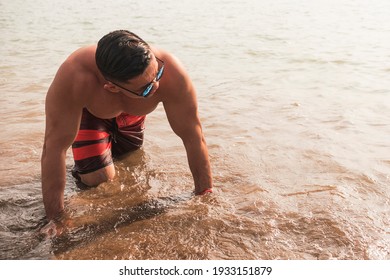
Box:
[0,0,389,259]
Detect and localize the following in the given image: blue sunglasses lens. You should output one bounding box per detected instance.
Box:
[142,60,164,97]
[157,65,164,80]
[142,83,154,97]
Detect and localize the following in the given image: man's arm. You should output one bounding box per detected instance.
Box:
[162,56,213,194]
[41,62,83,220]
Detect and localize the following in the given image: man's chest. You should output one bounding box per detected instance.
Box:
[84,88,160,119]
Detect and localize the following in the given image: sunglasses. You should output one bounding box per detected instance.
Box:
[108,57,164,97]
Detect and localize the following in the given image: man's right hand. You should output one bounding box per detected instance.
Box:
[39,214,72,239]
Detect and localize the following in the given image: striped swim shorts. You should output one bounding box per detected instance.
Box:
[71,108,145,175]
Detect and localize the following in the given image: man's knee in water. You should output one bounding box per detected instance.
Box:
[77,164,116,187]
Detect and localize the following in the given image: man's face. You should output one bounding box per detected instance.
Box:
[107,56,164,98]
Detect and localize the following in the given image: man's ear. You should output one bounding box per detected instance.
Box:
[104,82,120,93]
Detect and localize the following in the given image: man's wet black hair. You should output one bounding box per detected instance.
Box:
[95,30,152,82]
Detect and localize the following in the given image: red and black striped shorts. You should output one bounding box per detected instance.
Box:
[71,109,145,174]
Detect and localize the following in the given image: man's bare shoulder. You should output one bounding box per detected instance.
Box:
[152,47,185,71]
[57,46,96,79]
[49,46,98,95]
[152,47,192,96]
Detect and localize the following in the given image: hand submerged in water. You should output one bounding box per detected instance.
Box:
[39,213,72,239]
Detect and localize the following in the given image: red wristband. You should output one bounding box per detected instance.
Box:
[198,189,213,195]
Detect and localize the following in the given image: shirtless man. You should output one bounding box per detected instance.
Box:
[41,30,213,225]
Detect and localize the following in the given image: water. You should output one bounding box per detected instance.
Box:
[0,0,389,259]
